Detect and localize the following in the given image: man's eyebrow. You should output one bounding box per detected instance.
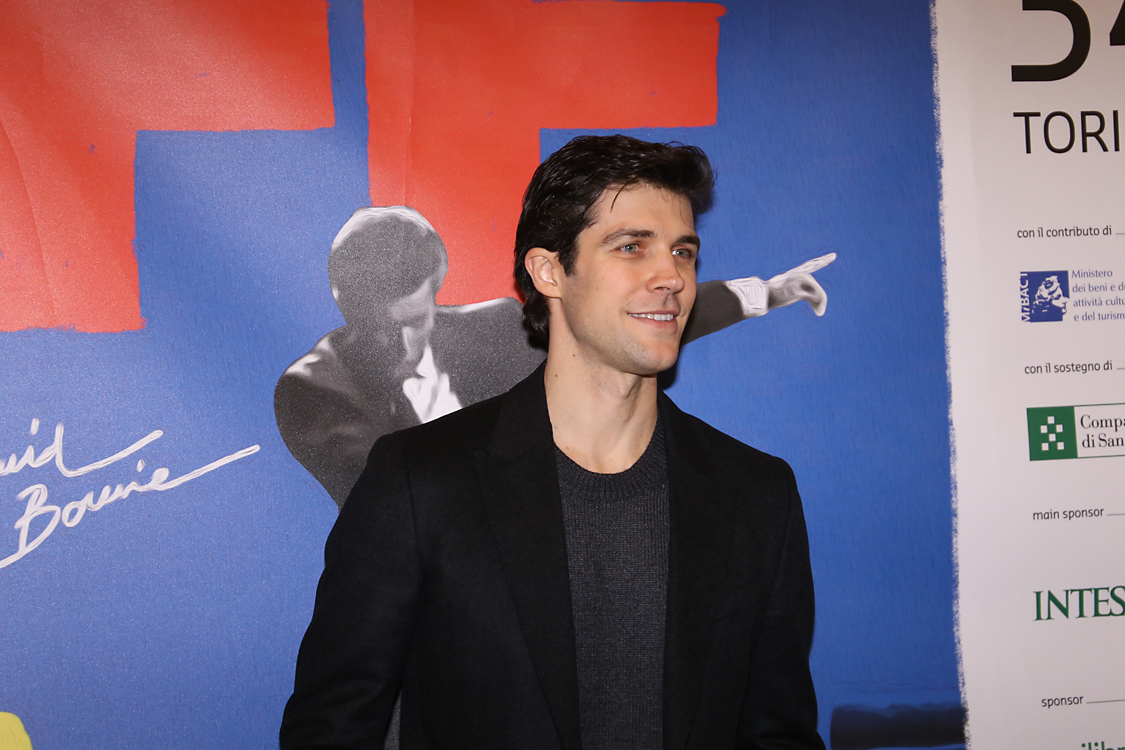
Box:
[598,228,701,248]
[599,228,655,247]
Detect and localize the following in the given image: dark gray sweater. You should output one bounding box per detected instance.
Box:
[556,419,669,750]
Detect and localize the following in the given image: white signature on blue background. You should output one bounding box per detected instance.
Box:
[1,418,259,569]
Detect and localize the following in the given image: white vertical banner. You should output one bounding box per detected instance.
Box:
[936,0,1125,746]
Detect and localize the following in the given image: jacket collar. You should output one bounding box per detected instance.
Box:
[477,364,582,750]
[478,365,737,750]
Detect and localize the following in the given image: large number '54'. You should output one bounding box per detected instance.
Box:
[1012,0,1125,80]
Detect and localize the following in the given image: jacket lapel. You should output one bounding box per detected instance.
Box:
[661,394,739,750]
[475,374,739,750]
[476,367,582,750]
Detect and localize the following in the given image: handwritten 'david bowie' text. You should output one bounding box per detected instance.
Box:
[0,419,259,569]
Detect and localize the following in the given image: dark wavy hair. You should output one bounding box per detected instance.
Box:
[513,134,714,348]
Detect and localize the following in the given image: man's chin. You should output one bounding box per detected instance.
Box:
[394,355,425,380]
[626,349,681,378]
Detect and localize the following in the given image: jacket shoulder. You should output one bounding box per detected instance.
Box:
[661,395,795,484]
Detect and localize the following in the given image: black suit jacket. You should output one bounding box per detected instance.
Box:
[280,367,824,749]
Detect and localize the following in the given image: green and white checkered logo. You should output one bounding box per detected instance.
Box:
[1027,406,1078,460]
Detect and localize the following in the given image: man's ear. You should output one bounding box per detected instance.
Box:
[525,248,564,300]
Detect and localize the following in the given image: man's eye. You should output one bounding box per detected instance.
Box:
[673,247,697,260]
[619,243,639,253]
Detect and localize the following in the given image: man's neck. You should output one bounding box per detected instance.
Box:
[543,352,660,474]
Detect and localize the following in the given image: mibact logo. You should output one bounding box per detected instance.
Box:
[1021,270,1069,322]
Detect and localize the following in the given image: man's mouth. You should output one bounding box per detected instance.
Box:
[628,313,675,322]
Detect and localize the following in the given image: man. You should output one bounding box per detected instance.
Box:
[275,206,834,508]
[280,135,825,748]
[274,207,543,505]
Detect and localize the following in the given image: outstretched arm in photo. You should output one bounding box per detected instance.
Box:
[683,253,836,344]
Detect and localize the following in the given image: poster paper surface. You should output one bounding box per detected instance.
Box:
[937,0,1125,746]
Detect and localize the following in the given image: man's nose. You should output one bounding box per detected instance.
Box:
[648,249,687,293]
[373,324,406,355]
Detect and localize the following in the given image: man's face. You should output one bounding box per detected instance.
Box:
[374,276,438,378]
[553,183,698,377]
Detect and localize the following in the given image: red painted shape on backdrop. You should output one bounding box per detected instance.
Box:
[365,0,724,305]
[0,0,333,332]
